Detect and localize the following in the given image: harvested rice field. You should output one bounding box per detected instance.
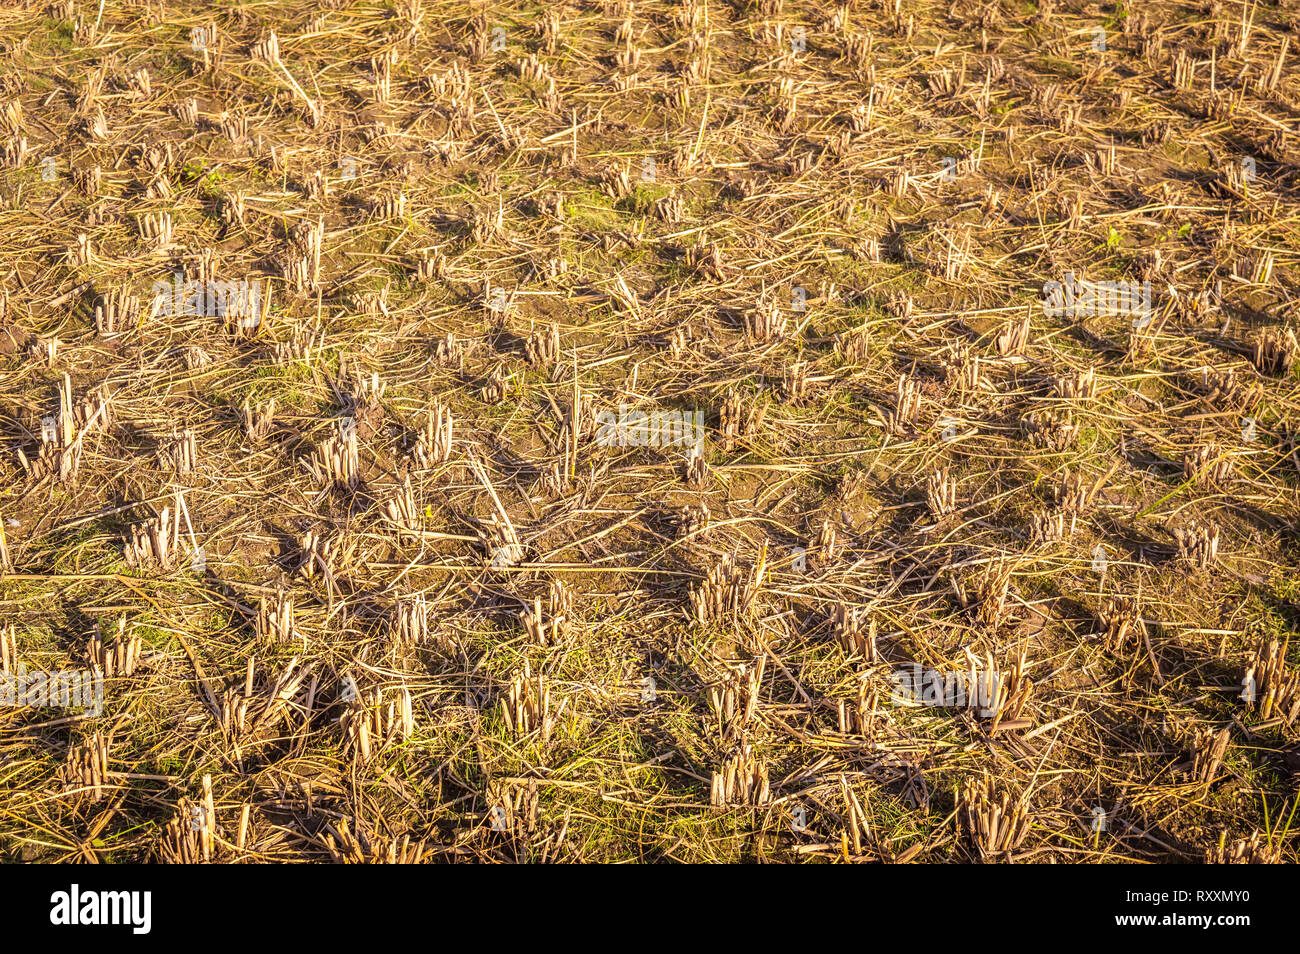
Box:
[0,0,1299,866]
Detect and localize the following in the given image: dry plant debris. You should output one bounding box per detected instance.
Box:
[0,0,1298,865]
